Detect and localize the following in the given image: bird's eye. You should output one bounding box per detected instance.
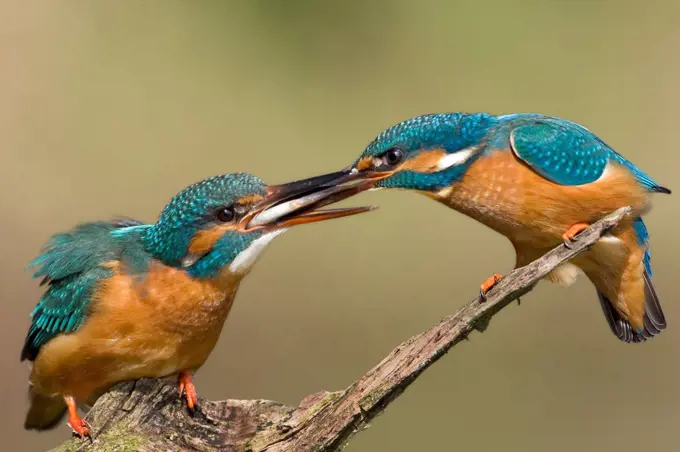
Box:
[215,206,235,222]
[382,147,404,167]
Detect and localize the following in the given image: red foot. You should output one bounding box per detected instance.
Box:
[562,222,590,249]
[64,395,90,440]
[178,371,198,410]
[480,273,502,301]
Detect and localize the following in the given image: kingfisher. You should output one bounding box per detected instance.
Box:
[21,171,373,439]
[327,112,671,343]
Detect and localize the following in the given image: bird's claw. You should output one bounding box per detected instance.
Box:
[64,395,91,440]
[479,273,502,302]
[178,371,198,411]
[68,417,91,440]
[562,223,590,249]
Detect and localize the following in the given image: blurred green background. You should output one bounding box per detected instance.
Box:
[2,1,679,451]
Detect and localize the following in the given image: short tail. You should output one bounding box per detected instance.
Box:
[24,388,66,431]
[597,269,667,343]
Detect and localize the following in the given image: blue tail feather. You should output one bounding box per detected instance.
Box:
[632,217,652,276]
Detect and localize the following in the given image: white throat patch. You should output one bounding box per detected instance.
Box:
[436,148,477,170]
[228,229,288,274]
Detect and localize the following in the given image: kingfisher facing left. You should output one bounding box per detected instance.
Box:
[21,171,373,439]
[327,112,670,344]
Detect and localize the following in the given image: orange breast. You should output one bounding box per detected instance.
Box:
[30,261,242,401]
[430,149,649,248]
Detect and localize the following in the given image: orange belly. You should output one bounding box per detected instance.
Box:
[29,261,241,402]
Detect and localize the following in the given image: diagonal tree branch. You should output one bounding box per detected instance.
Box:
[54,207,632,452]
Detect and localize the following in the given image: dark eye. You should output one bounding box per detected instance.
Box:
[382,147,404,166]
[215,206,235,222]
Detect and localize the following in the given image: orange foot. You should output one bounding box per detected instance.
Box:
[562,222,590,249]
[479,273,502,301]
[64,395,90,440]
[178,370,198,410]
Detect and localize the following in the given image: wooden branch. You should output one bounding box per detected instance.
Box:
[54,207,631,452]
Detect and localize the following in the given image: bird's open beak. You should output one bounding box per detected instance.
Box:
[245,170,377,230]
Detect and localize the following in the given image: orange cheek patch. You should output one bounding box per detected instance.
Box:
[188,224,235,255]
[355,157,374,171]
[398,149,447,172]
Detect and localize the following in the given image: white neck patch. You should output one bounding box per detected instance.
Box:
[228,229,288,274]
[436,148,477,171]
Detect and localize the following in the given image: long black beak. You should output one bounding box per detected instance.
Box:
[245,170,376,229]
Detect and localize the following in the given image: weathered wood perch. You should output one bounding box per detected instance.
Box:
[53,207,632,452]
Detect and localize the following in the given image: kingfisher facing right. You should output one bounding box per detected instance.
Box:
[331,112,671,343]
[21,170,373,439]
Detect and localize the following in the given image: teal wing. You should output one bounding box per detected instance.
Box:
[509,120,610,186]
[507,117,668,191]
[21,266,114,361]
[21,219,150,361]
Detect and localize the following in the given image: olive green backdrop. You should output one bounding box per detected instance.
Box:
[2,1,678,451]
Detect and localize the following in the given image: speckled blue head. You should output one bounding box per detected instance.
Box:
[143,173,267,277]
[352,113,498,191]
